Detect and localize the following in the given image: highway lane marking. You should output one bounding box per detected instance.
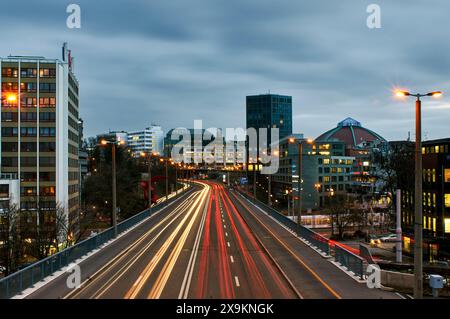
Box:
[230,256,234,263]
[227,242,231,247]
[63,190,197,299]
[149,183,211,299]
[233,192,341,299]
[178,183,211,299]
[125,186,209,299]
[222,188,303,299]
[91,197,197,299]
[223,225,226,229]
[225,232,228,237]
[87,193,198,297]
[234,276,240,287]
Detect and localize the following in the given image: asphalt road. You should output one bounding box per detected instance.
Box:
[26,181,399,299]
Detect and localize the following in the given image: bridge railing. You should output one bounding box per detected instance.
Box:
[237,188,367,279]
[334,244,365,279]
[238,190,330,256]
[0,185,191,299]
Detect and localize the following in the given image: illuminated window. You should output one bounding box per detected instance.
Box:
[422,147,426,154]
[323,159,330,165]
[323,176,330,182]
[433,218,436,232]
[435,146,440,153]
[445,218,450,234]
[445,194,450,208]
[445,169,450,183]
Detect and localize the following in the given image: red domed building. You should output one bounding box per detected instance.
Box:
[315,117,387,194]
[316,117,386,156]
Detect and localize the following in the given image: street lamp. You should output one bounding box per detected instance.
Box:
[100,139,125,238]
[289,137,314,234]
[268,150,280,206]
[395,89,443,299]
[141,151,158,213]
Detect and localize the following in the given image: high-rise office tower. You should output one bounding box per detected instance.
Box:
[246,94,293,142]
[0,44,80,237]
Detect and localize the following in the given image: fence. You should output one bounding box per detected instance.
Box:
[237,189,368,278]
[0,185,191,299]
[334,244,365,279]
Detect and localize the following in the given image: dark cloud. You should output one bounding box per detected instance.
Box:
[1,0,449,141]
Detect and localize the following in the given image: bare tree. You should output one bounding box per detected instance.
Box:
[326,194,364,240]
[0,201,22,275]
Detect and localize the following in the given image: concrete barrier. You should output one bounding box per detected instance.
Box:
[381,269,414,292]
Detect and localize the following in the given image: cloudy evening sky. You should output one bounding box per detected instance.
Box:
[1,0,450,141]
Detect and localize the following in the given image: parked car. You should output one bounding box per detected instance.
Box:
[380,234,397,242]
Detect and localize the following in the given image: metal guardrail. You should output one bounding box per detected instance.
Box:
[0,185,191,299]
[334,244,365,279]
[238,190,330,256]
[237,189,367,280]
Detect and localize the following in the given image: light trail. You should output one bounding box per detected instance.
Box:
[125,183,209,299]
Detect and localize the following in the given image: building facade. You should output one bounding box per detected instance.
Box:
[246,94,292,144]
[273,135,355,211]
[315,117,387,195]
[127,125,164,157]
[402,138,450,260]
[0,51,80,237]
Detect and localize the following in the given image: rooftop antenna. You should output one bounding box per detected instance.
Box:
[407,131,411,141]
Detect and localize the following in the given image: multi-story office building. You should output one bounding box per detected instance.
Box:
[273,135,355,211]
[127,125,164,157]
[315,117,387,194]
[246,94,293,189]
[246,94,292,146]
[246,94,293,139]
[164,128,220,165]
[402,138,450,260]
[0,48,80,237]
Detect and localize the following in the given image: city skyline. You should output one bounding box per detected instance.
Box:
[1,1,449,141]
[1,0,450,304]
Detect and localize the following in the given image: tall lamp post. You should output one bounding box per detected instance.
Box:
[100,139,125,238]
[267,150,279,206]
[141,151,158,213]
[395,89,443,299]
[289,137,313,234]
